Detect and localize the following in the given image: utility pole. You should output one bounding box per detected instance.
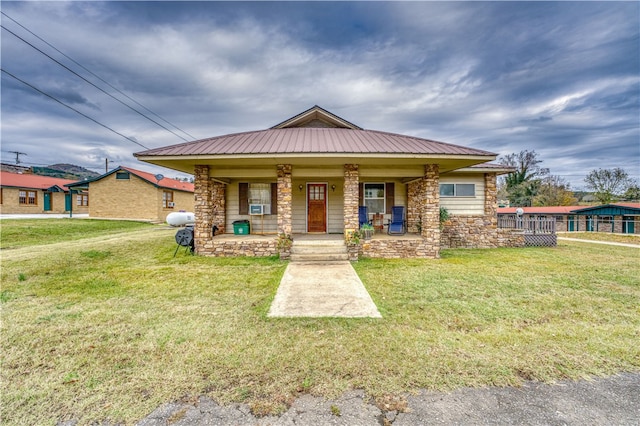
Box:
[9,151,27,164]
[105,158,110,173]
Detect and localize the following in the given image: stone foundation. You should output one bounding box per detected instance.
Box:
[441,215,498,249]
[497,228,525,247]
[197,239,279,257]
[360,238,438,258]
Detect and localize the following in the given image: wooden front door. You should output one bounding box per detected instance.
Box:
[307,183,327,233]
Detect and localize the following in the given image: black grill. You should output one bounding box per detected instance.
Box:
[174,225,194,256]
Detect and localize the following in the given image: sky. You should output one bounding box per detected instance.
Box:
[1,1,638,190]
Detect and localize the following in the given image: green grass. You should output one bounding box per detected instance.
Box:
[558,231,640,245]
[0,219,153,249]
[1,223,639,425]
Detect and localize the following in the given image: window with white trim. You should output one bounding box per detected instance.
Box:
[439,183,475,197]
[77,194,89,206]
[162,191,174,208]
[364,183,385,214]
[19,190,37,205]
[249,183,271,214]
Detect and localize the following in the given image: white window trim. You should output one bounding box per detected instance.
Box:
[363,182,385,214]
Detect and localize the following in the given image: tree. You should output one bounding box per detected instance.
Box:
[584,168,633,204]
[499,150,549,206]
[622,184,640,202]
[533,175,577,206]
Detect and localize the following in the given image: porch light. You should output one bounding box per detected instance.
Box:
[331,184,336,192]
[298,184,304,191]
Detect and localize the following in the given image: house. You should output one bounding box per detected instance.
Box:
[67,166,194,222]
[0,171,88,215]
[135,106,515,258]
[498,204,640,234]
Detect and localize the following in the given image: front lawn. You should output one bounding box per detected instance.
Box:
[1,224,638,425]
[558,231,640,245]
[0,219,153,249]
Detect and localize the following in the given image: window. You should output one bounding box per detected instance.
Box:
[364,183,385,214]
[239,182,277,215]
[162,191,174,208]
[77,194,89,206]
[116,171,130,180]
[19,190,37,205]
[555,215,564,222]
[248,183,271,214]
[439,183,475,197]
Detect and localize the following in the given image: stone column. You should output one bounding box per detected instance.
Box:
[421,164,440,257]
[277,164,292,235]
[194,165,213,254]
[211,181,226,234]
[343,164,359,233]
[484,173,498,228]
[406,181,420,233]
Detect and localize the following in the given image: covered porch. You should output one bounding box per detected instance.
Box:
[192,162,443,259]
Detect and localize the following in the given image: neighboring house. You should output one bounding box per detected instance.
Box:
[67,166,194,222]
[135,105,514,258]
[498,204,640,234]
[0,171,88,215]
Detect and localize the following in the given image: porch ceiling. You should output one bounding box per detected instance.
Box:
[135,154,494,178]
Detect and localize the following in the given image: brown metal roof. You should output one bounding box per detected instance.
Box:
[135,127,496,158]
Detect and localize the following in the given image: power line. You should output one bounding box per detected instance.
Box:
[1,23,191,143]
[1,68,150,150]
[1,11,197,141]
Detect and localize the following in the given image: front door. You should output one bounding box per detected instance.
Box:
[44,192,52,211]
[568,215,575,232]
[623,216,634,234]
[307,183,327,233]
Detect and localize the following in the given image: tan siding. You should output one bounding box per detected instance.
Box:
[439,173,484,215]
[226,180,278,234]
[358,178,407,224]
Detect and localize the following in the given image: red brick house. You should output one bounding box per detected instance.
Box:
[135,106,514,258]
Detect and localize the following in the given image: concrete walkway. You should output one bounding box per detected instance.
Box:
[268,261,382,318]
[558,237,640,248]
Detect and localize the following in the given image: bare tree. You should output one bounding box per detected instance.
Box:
[499,150,549,206]
[584,168,632,204]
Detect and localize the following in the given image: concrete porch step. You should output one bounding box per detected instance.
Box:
[290,238,348,263]
[289,253,350,262]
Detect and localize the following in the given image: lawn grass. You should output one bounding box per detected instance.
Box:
[1,225,639,425]
[0,219,153,249]
[558,231,640,245]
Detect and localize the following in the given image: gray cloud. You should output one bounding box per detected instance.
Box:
[1,1,638,188]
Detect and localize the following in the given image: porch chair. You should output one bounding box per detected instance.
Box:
[387,206,406,235]
[359,206,370,228]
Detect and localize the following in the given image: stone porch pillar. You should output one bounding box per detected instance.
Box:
[421,164,440,257]
[484,173,498,228]
[211,181,226,234]
[343,164,359,233]
[277,164,292,235]
[194,165,213,254]
[407,181,420,233]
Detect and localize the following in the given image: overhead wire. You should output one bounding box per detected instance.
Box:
[1,11,197,141]
[1,68,150,150]
[1,23,191,143]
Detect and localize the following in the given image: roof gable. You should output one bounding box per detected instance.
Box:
[68,167,194,192]
[271,105,362,130]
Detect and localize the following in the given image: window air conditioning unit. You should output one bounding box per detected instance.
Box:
[168,202,175,207]
[249,204,271,215]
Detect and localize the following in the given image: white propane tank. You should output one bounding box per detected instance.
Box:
[166,211,196,226]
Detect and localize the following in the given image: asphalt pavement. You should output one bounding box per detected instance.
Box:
[136,372,639,425]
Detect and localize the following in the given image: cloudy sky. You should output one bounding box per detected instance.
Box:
[2,1,638,189]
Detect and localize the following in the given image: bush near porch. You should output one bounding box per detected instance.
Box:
[1,220,638,424]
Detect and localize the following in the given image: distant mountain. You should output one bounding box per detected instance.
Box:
[31,164,101,180]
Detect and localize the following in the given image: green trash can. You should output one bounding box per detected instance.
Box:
[233,220,250,235]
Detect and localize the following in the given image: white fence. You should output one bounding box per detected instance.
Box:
[498,216,556,234]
